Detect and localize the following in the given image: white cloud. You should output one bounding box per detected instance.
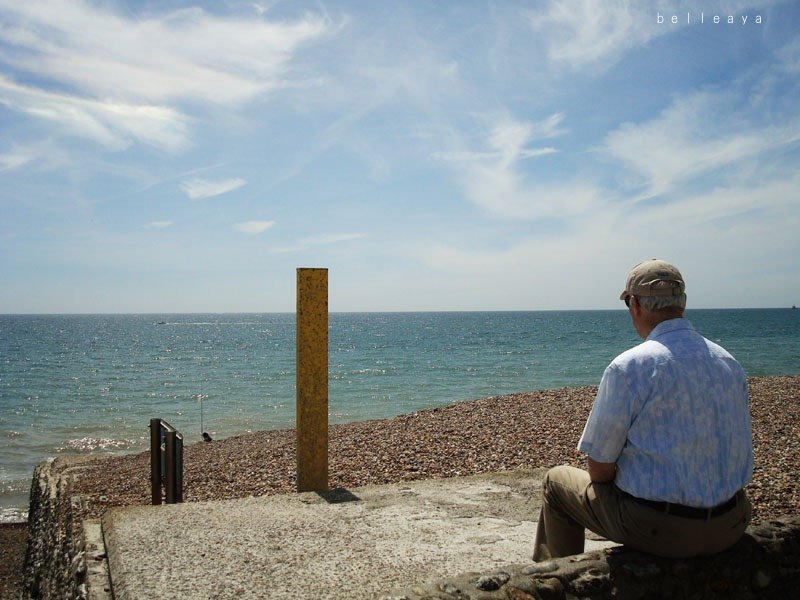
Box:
[0,147,34,171]
[0,74,189,152]
[525,0,777,70]
[605,90,800,199]
[625,172,800,234]
[527,112,568,140]
[777,38,800,74]
[464,171,599,221]
[487,118,566,166]
[401,229,631,311]
[406,169,800,309]
[301,232,367,245]
[526,0,647,68]
[432,148,558,161]
[181,178,246,200]
[0,1,331,150]
[233,220,275,235]
[145,221,174,229]
[271,232,367,253]
[438,115,597,220]
[0,2,330,105]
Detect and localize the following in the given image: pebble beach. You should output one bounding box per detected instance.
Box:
[69,375,800,522]
[3,375,798,597]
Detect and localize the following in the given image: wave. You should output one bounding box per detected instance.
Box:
[159,322,262,326]
[0,506,28,524]
[55,437,140,453]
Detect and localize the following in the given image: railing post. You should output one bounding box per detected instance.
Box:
[165,430,177,504]
[150,419,183,505]
[150,418,162,505]
[296,267,329,492]
[175,433,183,503]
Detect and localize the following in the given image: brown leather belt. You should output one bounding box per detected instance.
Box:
[620,489,739,520]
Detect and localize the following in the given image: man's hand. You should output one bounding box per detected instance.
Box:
[587,457,616,483]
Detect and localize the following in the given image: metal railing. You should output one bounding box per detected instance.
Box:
[149,418,184,504]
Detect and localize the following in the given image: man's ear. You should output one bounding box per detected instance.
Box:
[629,294,641,315]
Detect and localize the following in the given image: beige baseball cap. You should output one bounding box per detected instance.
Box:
[620,259,685,300]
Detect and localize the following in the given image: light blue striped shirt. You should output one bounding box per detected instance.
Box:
[578,318,753,507]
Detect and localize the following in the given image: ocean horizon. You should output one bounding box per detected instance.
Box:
[3,306,797,316]
[2,308,798,522]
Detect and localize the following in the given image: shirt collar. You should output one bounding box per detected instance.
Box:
[646,317,694,341]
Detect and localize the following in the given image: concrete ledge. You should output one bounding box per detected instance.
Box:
[83,520,112,600]
[389,515,800,600]
[97,470,616,600]
[25,461,800,600]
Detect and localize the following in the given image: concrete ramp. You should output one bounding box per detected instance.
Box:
[99,469,616,599]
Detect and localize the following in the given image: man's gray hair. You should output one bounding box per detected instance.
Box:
[637,292,687,312]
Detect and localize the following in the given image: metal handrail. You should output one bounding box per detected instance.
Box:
[149,418,184,505]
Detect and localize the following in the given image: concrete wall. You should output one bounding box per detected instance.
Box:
[23,456,98,600]
[389,514,800,600]
[22,455,800,600]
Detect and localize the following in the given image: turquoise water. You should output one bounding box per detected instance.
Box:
[1,309,798,521]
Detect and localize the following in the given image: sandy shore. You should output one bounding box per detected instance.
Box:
[5,376,798,598]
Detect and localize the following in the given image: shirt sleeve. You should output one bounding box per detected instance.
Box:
[577,363,636,463]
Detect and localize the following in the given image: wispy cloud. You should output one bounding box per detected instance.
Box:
[0,146,35,171]
[437,115,596,220]
[432,148,558,162]
[301,232,367,245]
[181,178,246,200]
[623,172,800,236]
[433,116,563,163]
[0,1,331,151]
[525,0,777,70]
[777,37,800,73]
[606,89,800,200]
[0,2,331,104]
[233,220,275,235]
[409,168,800,307]
[272,232,367,253]
[1,1,797,313]
[0,74,189,152]
[461,169,599,221]
[526,0,649,69]
[489,118,565,164]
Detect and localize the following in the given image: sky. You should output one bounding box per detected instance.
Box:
[1,0,798,313]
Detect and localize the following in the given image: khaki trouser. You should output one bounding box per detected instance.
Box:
[533,465,750,561]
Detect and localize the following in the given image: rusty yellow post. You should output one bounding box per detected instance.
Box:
[296,268,329,492]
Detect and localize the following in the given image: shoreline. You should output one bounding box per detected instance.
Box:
[6,375,799,598]
[64,375,800,523]
[4,375,800,522]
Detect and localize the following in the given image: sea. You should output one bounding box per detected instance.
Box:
[1,309,798,522]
